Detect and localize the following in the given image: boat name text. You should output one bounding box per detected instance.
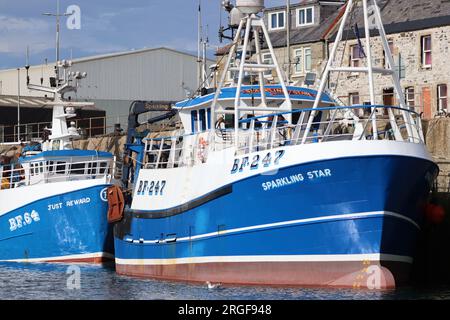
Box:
[231,150,285,174]
[48,197,91,212]
[9,210,40,232]
[262,169,332,191]
[137,180,167,196]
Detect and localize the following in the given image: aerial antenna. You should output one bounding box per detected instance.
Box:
[42,0,71,87]
[219,0,237,43]
[25,46,30,85]
[197,0,202,90]
[219,0,223,41]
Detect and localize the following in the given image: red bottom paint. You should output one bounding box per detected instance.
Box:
[116,260,410,289]
[41,254,114,264]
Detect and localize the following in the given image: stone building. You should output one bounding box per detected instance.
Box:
[217,0,450,119]
[216,0,345,86]
[328,0,450,119]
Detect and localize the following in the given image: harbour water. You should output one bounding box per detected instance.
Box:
[0,262,449,300]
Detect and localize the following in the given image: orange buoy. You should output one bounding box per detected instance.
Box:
[425,203,446,224]
[107,185,125,223]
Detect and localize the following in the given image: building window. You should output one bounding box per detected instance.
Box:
[297,7,314,26]
[350,44,364,67]
[438,84,447,112]
[405,87,415,107]
[294,49,303,74]
[293,48,312,74]
[269,11,285,30]
[421,35,432,68]
[349,92,360,105]
[383,40,395,68]
[304,48,312,72]
[262,53,273,77]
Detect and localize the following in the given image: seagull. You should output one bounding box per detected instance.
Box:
[206,281,222,289]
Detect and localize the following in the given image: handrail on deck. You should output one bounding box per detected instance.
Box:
[238,104,420,124]
[0,157,116,190]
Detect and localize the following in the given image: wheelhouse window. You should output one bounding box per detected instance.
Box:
[297,7,314,26]
[438,84,448,112]
[47,161,55,173]
[421,35,432,68]
[199,109,207,131]
[269,11,285,31]
[191,108,212,133]
[87,162,98,175]
[405,87,415,107]
[70,163,86,175]
[51,140,61,151]
[99,162,108,175]
[56,162,66,175]
[350,44,364,67]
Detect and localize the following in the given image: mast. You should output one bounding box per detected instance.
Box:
[210,0,292,148]
[286,0,291,83]
[25,0,92,150]
[43,0,70,87]
[197,0,202,90]
[17,68,20,143]
[201,25,209,88]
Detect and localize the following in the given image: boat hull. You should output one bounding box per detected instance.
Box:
[114,153,438,288]
[0,183,114,263]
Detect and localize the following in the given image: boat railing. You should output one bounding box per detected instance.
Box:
[0,157,116,190]
[140,105,423,169]
[236,104,423,154]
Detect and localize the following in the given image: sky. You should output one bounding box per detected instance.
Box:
[0,0,287,69]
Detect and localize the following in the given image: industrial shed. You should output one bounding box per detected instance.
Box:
[0,47,214,134]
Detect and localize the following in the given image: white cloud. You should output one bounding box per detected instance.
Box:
[0,15,53,54]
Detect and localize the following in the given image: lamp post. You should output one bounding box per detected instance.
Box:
[17,68,20,143]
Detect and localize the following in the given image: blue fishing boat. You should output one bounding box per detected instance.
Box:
[110,0,438,288]
[0,60,115,263]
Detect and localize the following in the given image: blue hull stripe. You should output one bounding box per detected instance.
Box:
[125,210,419,245]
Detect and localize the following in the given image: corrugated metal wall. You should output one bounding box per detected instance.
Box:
[0,48,213,132]
[73,48,204,101]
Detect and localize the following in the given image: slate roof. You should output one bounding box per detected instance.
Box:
[267,8,343,48]
[262,0,346,48]
[216,0,450,54]
[332,0,450,40]
[267,0,450,46]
